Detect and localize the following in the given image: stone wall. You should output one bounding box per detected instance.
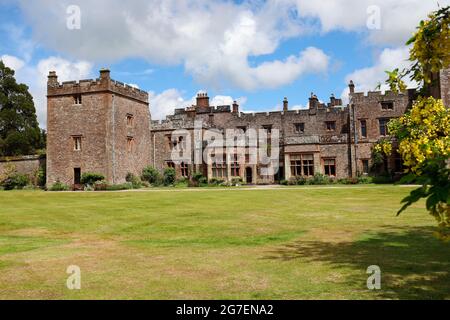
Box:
[46,69,151,186]
[0,155,46,180]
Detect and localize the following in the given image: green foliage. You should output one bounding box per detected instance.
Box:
[0,173,29,190]
[406,6,450,86]
[105,182,133,191]
[37,165,46,187]
[141,166,160,184]
[357,176,373,184]
[384,68,407,93]
[309,173,332,185]
[0,61,42,156]
[209,178,225,186]
[49,181,69,191]
[163,168,176,186]
[126,172,142,189]
[231,177,243,186]
[80,172,105,186]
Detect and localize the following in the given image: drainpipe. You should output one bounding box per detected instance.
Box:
[112,94,116,184]
[153,133,156,168]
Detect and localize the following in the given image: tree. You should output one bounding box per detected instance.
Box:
[382,6,450,239]
[0,60,42,156]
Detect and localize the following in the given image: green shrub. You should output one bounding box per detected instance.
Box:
[126,172,142,189]
[372,175,394,184]
[357,175,373,184]
[49,180,70,191]
[209,178,225,186]
[309,173,331,185]
[105,182,133,191]
[175,177,188,188]
[296,176,309,185]
[141,166,160,184]
[279,179,289,185]
[337,177,358,185]
[81,172,105,186]
[0,173,30,190]
[163,168,176,186]
[37,165,46,187]
[231,177,243,186]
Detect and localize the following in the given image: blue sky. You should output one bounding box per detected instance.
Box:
[0,0,448,127]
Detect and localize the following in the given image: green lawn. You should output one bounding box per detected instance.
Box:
[0,185,448,300]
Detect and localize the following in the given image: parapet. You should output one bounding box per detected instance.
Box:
[47,69,148,104]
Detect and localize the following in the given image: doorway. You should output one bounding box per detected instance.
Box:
[74,168,81,185]
[245,167,253,184]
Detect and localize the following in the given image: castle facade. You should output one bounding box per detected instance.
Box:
[46,68,450,186]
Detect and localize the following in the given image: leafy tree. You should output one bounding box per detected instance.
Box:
[381,6,450,239]
[0,60,42,156]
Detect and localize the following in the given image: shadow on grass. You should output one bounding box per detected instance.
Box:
[263,226,450,299]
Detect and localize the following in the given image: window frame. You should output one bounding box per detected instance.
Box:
[290,154,315,177]
[360,119,367,138]
[294,122,305,134]
[325,121,336,131]
[323,158,336,177]
[72,136,82,151]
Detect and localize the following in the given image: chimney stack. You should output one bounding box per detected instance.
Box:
[330,93,336,106]
[283,97,288,112]
[100,68,111,81]
[47,71,58,87]
[348,80,355,94]
[196,92,210,108]
[232,100,239,113]
[309,92,319,109]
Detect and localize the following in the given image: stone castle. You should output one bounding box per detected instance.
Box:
[46,68,450,186]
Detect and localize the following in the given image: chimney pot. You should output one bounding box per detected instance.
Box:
[283,97,288,112]
[232,100,239,113]
[349,80,355,94]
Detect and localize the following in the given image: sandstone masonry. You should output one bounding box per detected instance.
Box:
[46,68,450,186]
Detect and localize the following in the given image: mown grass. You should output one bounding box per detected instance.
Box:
[0,185,448,299]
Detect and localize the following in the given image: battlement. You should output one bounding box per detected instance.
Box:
[47,69,148,103]
[347,79,416,103]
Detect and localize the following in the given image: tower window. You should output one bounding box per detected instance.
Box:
[381,101,394,110]
[74,94,82,105]
[127,137,134,152]
[379,118,389,136]
[360,120,367,138]
[126,114,134,126]
[73,136,82,151]
[362,159,370,174]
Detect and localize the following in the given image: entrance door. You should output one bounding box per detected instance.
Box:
[74,168,81,185]
[245,167,253,184]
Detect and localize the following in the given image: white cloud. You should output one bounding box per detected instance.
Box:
[17,0,328,90]
[341,47,417,102]
[292,0,447,45]
[1,54,25,71]
[149,89,246,120]
[1,54,93,128]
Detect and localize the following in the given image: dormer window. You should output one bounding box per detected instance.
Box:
[74,94,82,105]
[381,101,394,110]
